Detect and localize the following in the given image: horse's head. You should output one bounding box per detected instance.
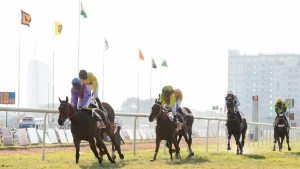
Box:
[57,96,73,126]
[226,95,236,119]
[149,99,162,122]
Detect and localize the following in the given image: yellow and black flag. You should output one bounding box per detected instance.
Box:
[55,21,62,35]
[21,10,31,27]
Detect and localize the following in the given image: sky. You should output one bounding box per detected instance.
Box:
[1,0,300,111]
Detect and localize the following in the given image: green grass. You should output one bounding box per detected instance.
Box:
[0,141,300,169]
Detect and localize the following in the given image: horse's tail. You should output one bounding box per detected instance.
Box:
[102,102,115,123]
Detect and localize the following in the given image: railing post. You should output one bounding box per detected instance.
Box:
[216,120,221,151]
[42,113,48,161]
[133,117,138,156]
[261,125,264,146]
[206,120,210,152]
[248,124,251,147]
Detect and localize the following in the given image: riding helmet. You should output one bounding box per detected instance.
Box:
[72,78,81,85]
[79,69,88,79]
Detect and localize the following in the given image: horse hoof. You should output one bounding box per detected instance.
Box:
[240,152,243,155]
[272,148,275,151]
[227,147,231,151]
[119,154,124,160]
[150,159,155,162]
[111,160,116,164]
[288,148,291,151]
[112,154,116,160]
[191,152,194,156]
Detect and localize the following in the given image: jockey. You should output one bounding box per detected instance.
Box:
[71,77,101,121]
[160,86,177,126]
[225,90,244,125]
[168,85,184,116]
[71,77,92,110]
[274,98,290,129]
[79,69,104,111]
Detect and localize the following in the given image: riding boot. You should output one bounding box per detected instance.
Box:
[173,115,177,128]
[95,98,104,111]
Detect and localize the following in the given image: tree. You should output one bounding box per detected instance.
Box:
[120,97,156,113]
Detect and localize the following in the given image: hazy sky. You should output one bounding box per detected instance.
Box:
[1,0,300,111]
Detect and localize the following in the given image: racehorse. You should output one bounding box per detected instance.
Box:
[176,107,194,156]
[149,99,180,161]
[57,96,115,164]
[273,113,291,152]
[226,95,247,155]
[166,111,194,157]
[89,99,124,160]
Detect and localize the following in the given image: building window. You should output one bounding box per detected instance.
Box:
[270,83,272,86]
[289,68,293,72]
[270,101,272,104]
[270,88,273,92]
[261,70,265,73]
[270,107,272,110]
[270,112,272,116]
[253,71,256,75]
[288,76,292,79]
[270,71,272,74]
[288,88,292,91]
[261,76,265,80]
[253,89,256,92]
[261,64,265,67]
[254,65,256,68]
[270,95,272,98]
[288,94,292,97]
[288,82,292,85]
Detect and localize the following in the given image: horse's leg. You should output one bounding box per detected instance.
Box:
[182,132,192,157]
[279,136,284,152]
[109,132,124,159]
[74,139,80,164]
[99,132,106,157]
[233,134,242,155]
[227,132,232,150]
[177,135,182,146]
[88,138,102,164]
[273,129,277,151]
[286,130,291,151]
[150,138,161,162]
[241,131,246,149]
[96,136,116,163]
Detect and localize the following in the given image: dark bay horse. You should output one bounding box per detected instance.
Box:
[149,100,180,162]
[176,107,194,156]
[273,113,291,152]
[57,96,115,164]
[166,112,194,157]
[89,101,124,160]
[226,96,247,155]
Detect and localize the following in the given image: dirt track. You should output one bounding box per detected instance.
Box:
[0,138,228,155]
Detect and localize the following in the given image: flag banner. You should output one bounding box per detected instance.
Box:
[80,3,87,18]
[21,10,31,27]
[139,48,144,61]
[55,21,62,35]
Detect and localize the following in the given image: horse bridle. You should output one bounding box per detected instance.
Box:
[151,103,163,119]
[59,102,77,120]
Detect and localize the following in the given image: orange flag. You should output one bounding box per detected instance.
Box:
[21,10,31,27]
[139,48,144,61]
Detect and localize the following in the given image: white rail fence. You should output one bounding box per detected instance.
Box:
[0,107,299,161]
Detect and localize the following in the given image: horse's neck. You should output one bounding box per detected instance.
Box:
[69,106,80,125]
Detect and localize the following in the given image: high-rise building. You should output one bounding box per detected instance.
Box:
[228,50,300,124]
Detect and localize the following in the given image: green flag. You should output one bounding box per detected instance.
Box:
[161,60,168,67]
[80,3,87,18]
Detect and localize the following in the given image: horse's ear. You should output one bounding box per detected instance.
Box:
[66,96,69,103]
[59,97,62,103]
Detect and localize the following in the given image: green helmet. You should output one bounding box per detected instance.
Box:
[162,86,170,93]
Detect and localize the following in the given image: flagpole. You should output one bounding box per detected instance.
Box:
[137,66,139,113]
[150,58,152,108]
[18,9,21,122]
[102,46,105,101]
[78,0,81,72]
[52,21,55,109]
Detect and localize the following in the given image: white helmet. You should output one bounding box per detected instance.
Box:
[227,90,233,95]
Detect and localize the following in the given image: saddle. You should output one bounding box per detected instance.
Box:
[276,116,286,128]
[92,108,116,130]
[165,112,183,131]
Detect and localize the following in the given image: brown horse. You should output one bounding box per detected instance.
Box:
[149,99,180,162]
[273,113,291,152]
[89,101,124,160]
[57,96,115,164]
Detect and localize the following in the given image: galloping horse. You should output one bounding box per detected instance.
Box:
[166,111,194,157]
[149,99,180,161]
[57,96,115,164]
[176,107,194,156]
[226,95,247,155]
[273,113,291,152]
[89,100,124,160]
